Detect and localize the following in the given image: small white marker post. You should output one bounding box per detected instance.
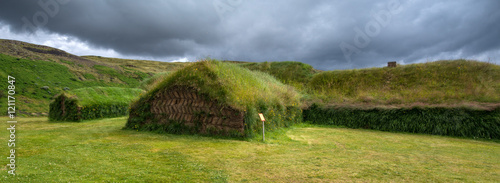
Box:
[258,113,266,142]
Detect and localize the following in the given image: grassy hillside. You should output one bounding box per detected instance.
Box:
[240,61,319,90]
[0,54,149,114]
[83,56,187,74]
[138,72,173,91]
[2,39,499,115]
[308,60,500,107]
[0,39,99,68]
[0,40,190,115]
[0,39,125,82]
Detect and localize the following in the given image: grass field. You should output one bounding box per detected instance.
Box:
[1,117,498,182]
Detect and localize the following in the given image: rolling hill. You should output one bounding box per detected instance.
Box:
[0,39,187,115]
[308,60,500,109]
[1,39,499,115]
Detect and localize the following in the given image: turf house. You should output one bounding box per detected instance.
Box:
[125,59,302,137]
[49,87,145,121]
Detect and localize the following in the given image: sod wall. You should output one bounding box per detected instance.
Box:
[303,104,500,139]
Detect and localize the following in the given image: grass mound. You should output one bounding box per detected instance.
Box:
[309,60,500,106]
[49,87,145,121]
[126,59,302,137]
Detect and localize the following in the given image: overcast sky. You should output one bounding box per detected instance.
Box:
[0,0,499,70]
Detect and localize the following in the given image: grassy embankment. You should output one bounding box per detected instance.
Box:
[1,116,498,182]
[308,60,500,106]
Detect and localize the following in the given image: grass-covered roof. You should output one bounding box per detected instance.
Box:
[62,87,145,106]
[145,59,300,110]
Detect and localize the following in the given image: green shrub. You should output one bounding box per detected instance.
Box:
[49,87,145,121]
[303,104,500,139]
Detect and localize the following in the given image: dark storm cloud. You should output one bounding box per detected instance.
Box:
[0,0,499,70]
[0,0,222,56]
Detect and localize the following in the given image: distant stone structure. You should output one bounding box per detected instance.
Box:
[388,61,397,67]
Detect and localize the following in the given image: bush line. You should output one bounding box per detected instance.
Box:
[303,104,500,139]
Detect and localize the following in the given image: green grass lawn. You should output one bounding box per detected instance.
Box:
[1,117,499,182]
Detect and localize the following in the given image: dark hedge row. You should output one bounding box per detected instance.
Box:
[303,104,500,139]
[49,94,130,121]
